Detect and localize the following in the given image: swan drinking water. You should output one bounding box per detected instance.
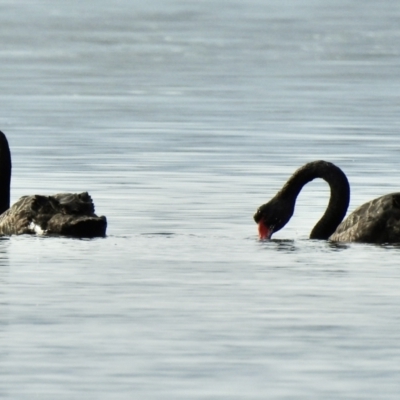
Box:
[0,131,107,237]
[253,160,400,244]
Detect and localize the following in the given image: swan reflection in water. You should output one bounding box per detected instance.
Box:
[254,160,400,244]
[0,131,106,238]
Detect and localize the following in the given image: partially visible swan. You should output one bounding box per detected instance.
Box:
[253,160,400,244]
[0,131,106,237]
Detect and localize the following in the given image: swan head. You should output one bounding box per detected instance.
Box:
[253,196,294,240]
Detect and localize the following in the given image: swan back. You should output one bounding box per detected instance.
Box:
[330,193,400,243]
[0,192,106,237]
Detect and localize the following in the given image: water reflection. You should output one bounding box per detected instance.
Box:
[273,239,297,253]
[257,238,351,253]
[141,232,176,238]
[380,243,400,251]
[0,238,10,336]
[326,241,350,251]
[0,238,10,279]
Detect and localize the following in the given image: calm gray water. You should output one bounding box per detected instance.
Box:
[1,0,400,398]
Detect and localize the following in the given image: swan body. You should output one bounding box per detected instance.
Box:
[253,160,400,244]
[330,193,400,243]
[0,131,106,238]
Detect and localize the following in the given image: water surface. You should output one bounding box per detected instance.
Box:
[0,0,400,398]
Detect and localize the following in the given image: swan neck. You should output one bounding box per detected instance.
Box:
[0,132,11,214]
[279,160,350,239]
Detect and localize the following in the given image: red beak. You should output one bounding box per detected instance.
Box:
[258,221,272,240]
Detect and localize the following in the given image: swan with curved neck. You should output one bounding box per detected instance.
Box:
[0,130,107,237]
[254,160,400,244]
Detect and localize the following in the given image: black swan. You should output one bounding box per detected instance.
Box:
[253,160,400,244]
[0,131,107,237]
